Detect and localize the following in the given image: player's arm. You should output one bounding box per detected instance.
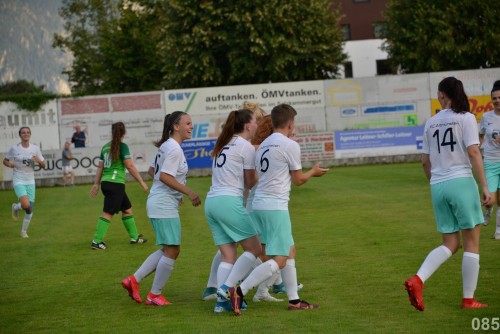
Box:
[244,169,258,189]
[3,158,14,168]
[124,159,148,193]
[90,161,104,197]
[148,166,155,178]
[32,155,45,169]
[421,154,431,181]
[467,144,492,206]
[159,172,201,206]
[290,162,329,186]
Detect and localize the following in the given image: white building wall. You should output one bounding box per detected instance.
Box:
[343,39,388,78]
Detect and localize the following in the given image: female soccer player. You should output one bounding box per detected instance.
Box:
[227,104,328,315]
[204,108,263,313]
[122,112,201,306]
[89,122,148,250]
[479,80,500,239]
[4,127,45,238]
[404,77,491,311]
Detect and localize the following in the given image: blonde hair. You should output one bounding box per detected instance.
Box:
[243,101,266,120]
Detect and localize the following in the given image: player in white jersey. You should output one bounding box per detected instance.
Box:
[121,112,201,306]
[204,108,262,313]
[479,80,500,238]
[3,127,46,238]
[405,77,490,311]
[202,102,290,303]
[226,104,328,316]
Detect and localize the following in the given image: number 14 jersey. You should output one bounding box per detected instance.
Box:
[422,108,479,184]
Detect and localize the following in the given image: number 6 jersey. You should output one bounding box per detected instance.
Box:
[252,132,302,210]
[422,108,479,184]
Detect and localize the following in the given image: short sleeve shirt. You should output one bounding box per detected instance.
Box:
[422,109,479,184]
[479,110,500,163]
[99,142,131,184]
[207,135,256,197]
[6,143,45,185]
[252,132,302,210]
[147,138,189,218]
[62,149,72,167]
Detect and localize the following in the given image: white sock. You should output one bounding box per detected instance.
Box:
[282,259,299,301]
[217,262,233,289]
[224,251,256,287]
[207,250,221,288]
[134,249,163,282]
[273,270,283,285]
[462,252,480,299]
[21,213,33,233]
[240,259,279,295]
[416,245,452,283]
[496,210,500,233]
[14,203,21,211]
[151,256,175,295]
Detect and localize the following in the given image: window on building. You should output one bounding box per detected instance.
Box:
[343,62,353,78]
[373,22,385,39]
[341,24,351,41]
[376,59,396,76]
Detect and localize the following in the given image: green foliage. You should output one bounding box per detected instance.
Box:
[155,0,347,89]
[1,163,499,332]
[0,80,57,111]
[382,0,500,73]
[53,0,347,94]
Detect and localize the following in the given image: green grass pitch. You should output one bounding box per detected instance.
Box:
[1,162,499,333]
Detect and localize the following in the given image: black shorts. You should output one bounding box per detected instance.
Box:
[101,181,132,215]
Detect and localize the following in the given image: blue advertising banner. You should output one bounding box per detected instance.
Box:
[335,126,424,151]
[181,139,216,169]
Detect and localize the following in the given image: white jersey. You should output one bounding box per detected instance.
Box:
[479,110,500,163]
[252,132,302,210]
[422,109,479,184]
[147,138,188,218]
[207,135,256,197]
[5,143,44,185]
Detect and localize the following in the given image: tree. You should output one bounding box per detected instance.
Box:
[53,0,163,95]
[54,0,347,94]
[382,0,500,73]
[153,0,347,89]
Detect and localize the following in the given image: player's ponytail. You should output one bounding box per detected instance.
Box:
[110,122,126,162]
[438,77,469,113]
[212,109,253,158]
[154,111,186,148]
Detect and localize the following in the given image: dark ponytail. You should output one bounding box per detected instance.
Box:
[212,109,254,158]
[438,77,469,113]
[110,122,126,162]
[154,111,187,147]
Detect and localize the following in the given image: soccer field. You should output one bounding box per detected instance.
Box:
[1,162,498,333]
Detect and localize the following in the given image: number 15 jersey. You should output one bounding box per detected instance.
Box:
[422,108,479,184]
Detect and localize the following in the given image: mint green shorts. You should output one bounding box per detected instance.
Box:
[14,184,36,202]
[252,210,294,257]
[484,162,500,193]
[249,210,266,244]
[430,177,483,233]
[149,217,181,246]
[205,196,257,245]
